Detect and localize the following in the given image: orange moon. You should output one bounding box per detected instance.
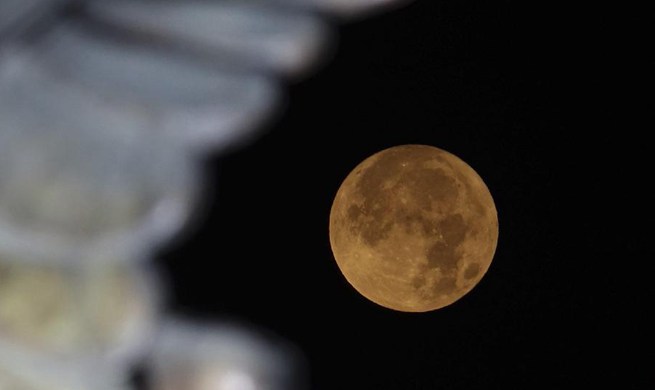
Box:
[329,145,498,312]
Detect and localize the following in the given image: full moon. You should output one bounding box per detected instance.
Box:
[329,145,498,312]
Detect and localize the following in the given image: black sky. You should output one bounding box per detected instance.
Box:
[160,1,652,388]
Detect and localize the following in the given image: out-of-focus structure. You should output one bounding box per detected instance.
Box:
[0,0,412,388]
[148,319,307,390]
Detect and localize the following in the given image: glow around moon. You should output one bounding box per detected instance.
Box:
[329,145,498,312]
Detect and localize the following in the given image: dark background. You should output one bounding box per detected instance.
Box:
[160,1,652,388]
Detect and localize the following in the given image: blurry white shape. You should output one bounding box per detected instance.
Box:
[86,0,332,77]
[274,0,414,17]
[149,319,307,390]
[207,369,257,390]
[0,50,199,263]
[0,356,131,390]
[32,22,281,153]
[0,253,162,370]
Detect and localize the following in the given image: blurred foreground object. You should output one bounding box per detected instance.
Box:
[0,358,130,390]
[0,0,415,257]
[149,319,307,390]
[0,0,414,387]
[0,253,161,368]
[0,53,198,263]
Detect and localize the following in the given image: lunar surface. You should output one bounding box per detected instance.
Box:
[329,145,498,312]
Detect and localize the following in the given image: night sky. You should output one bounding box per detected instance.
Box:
[160,1,652,388]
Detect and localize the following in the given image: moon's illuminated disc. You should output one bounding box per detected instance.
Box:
[329,145,499,312]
